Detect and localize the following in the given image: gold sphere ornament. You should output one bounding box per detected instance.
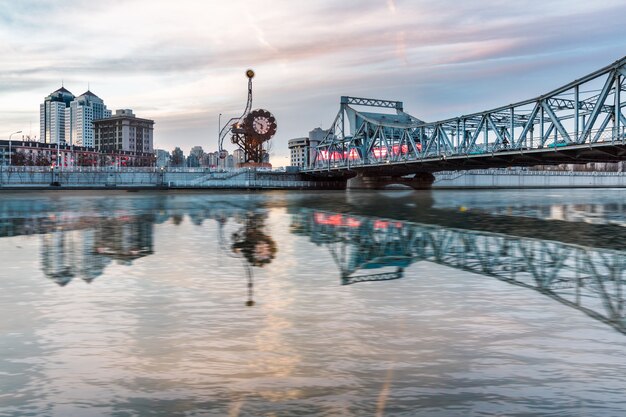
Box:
[246,69,255,79]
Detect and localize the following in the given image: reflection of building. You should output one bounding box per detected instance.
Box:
[40,86,75,144]
[65,90,112,148]
[40,228,111,285]
[94,109,154,153]
[94,216,154,265]
[41,231,76,286]
[39,214,154,285]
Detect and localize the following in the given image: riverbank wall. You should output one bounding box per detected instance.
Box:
[0,169,345,190]
[2,168,626,190]
[433,170,626,189]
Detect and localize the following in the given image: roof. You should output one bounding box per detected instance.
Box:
[53,86,73,95]
[346,107,425,129]
[79,90,100,99]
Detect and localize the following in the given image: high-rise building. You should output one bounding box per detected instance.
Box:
[65,90,112,148]
[40,86,75,144]
[93,109,154,153]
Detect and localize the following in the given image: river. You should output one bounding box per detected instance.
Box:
[0,189,625,416]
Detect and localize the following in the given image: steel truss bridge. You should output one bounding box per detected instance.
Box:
[291,209,626,334]
[308,56,626,177]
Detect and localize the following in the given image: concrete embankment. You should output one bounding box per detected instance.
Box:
[433,170,626,189]
[2,168,625,190]
[0,169,345,190]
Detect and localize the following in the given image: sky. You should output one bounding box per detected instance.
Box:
[0,0,625,167]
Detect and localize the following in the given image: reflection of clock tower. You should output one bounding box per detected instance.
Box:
[220,70,277,166]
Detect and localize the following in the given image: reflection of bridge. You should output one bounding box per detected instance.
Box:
[291,209,626,334]
[306,57,626,189]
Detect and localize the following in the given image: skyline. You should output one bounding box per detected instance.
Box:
[1,1,626,166]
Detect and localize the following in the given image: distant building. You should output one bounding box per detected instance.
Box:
[40,86,75,144]
[186,153,200,167]
[308,127,328,166]
[93,109,154,153]
[199,153,212,167]
[225,154,235,169]
[155,149,170,167]
[187,146,204,167]
[215,150,228,170]
[233,148,246,165]
[288,137,309,167]
[65,90,112,148]
[171,147,185,167]
[206,151,219,168]
[190,146,204,159]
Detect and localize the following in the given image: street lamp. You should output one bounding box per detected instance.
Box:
[218,113,222,142]
[8,131,22,166]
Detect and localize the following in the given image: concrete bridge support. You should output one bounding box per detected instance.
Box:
[348,172,435,190]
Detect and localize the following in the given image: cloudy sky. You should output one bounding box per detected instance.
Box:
[1,0,625,166]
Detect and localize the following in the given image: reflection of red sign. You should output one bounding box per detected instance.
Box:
[313,212,405,230]
[372,220,404,230]
[314,212,361,228]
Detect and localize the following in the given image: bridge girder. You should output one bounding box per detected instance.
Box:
[310,56,626,173]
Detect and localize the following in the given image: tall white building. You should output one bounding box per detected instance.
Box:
[65,90,111,148]
[289,128,329,168]
[40,87,75,144]
[288,137,309,167]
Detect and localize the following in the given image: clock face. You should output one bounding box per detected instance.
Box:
[243,109,276,141]
[252,116,271,135]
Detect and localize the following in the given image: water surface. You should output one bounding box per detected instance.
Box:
[1,189,625,416]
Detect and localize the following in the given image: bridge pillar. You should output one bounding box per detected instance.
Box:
[348,173,435,190]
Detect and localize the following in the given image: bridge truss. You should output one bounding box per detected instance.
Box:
[292,209,626,334]
[311,57,626,171]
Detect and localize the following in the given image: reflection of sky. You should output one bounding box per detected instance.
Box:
[1,192,626,414]
[431,189,626,226]
[1,1,626,165]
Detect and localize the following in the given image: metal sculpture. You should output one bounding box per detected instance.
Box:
[218,69,277,165]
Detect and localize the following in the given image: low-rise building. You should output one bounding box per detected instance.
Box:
[0,139,154,167]
[94,109,154,153]
[288,137,309,168]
